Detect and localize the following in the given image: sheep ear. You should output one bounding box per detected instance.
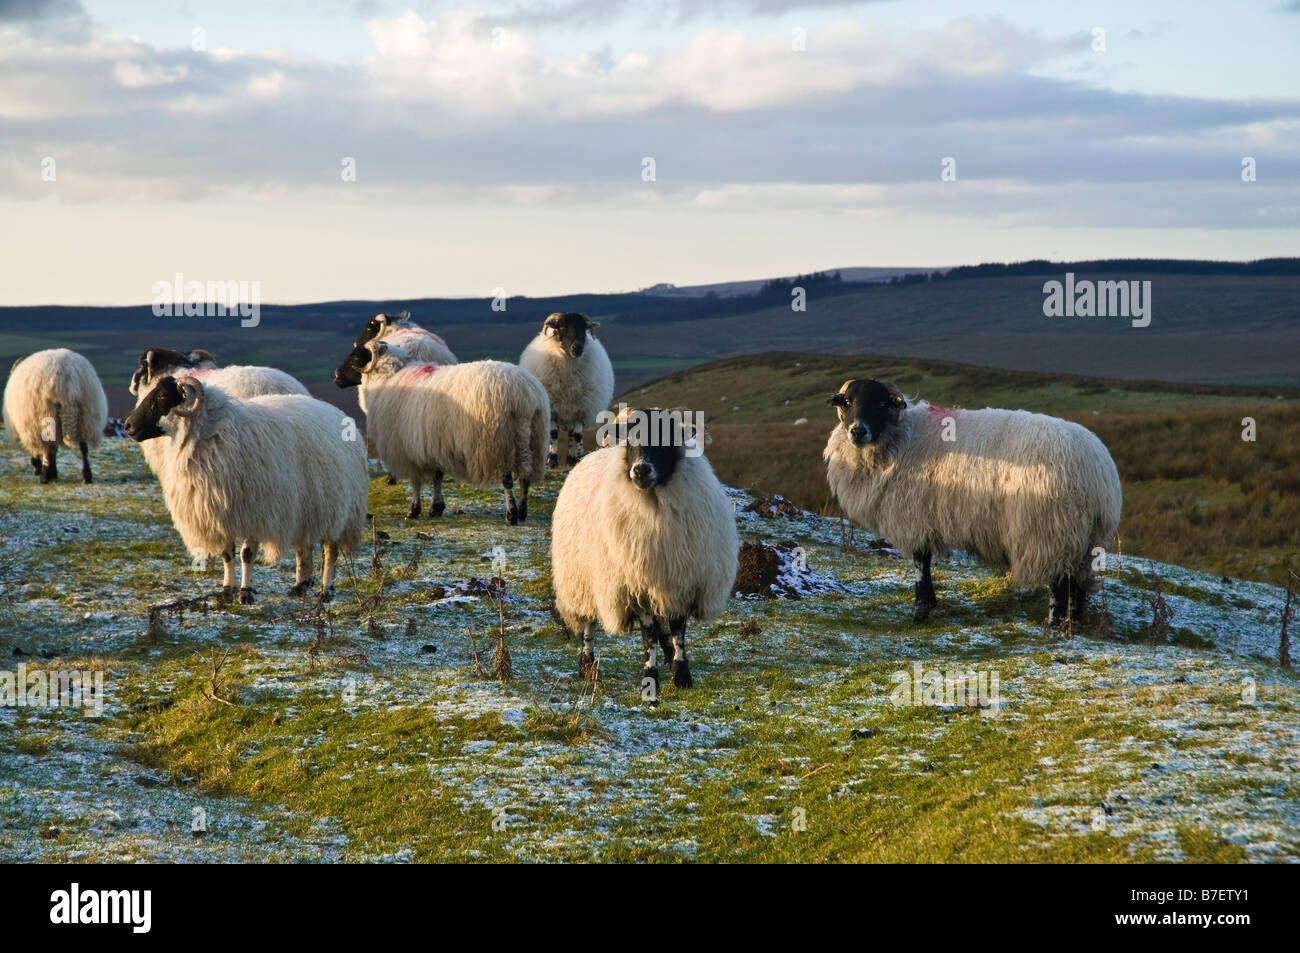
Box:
[587,320,600,336]
[188,349,215,365]
[827,393,848,407]
[396,310,410,321]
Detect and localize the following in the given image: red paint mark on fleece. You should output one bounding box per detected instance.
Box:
[402,363,439,379]
[586,465,607,508]
[927,404,959,416]
[395,328,448,348]
[188,368,214,380]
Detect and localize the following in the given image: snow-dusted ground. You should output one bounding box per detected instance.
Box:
[1,440,1296,862]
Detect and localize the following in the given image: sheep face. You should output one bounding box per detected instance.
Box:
[541,312,598,359]
[334,340,373,387]
[125,376,202,441]
[353,311,411,348]
[827,379,906,447]
[129,348,216,396]
[606,408,695,490]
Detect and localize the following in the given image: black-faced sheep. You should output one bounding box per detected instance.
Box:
[124,376,368,604]
[551,407,738,690]
[129,348,309,477]
[352,312,457,367]
[518,312,614,468]
[3,348,108,484]
[333,340,548,525]
[824,379,1122,626]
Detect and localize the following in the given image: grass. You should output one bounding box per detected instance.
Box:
[1,425,1297,863]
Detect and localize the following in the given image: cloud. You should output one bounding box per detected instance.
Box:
[0,6,1296,235]
[0,0,81,21]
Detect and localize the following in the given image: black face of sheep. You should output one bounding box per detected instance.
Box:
[611,409,686,489]
[542,312,597,359]
[353,312,408,348]
[828,379,906,447]
[333,341,372,388]
[125,376,188,441]
[129,348,215,396]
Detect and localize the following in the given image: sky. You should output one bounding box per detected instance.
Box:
[0,0,1297,305]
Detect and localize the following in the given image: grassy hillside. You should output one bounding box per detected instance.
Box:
[628,353,1300,587]
[2,271,1297,417]
[1,441,1296,862]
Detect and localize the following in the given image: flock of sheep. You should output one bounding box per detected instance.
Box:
[3,314,1122,688]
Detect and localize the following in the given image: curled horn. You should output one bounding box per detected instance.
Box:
[188,348,216,366]
[172,376,204,417]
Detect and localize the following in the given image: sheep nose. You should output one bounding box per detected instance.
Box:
[632,462,651,478]
[850,424,868,442]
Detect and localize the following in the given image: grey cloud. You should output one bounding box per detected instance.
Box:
[0,0,82,20]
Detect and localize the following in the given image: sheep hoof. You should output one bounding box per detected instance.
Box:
[406,502,421,519]
[238,587,255,605]
[912,601,934,623]
[81,471,93,484]
[505,509,519,526]
[579,653,598,680]
[517,503,527,522]
[672,661,693,689]
[546,452,559,468]
[218,586,237,603]
[385,474,397,486]
[430,500,445,517]
[288,580,312,596]
[320,586,335,603]
[641,668,660,697]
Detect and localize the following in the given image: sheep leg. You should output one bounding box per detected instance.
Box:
[547,428,559,469]
[289,547,314,596]
[385,473,398,486]
[640,618,660,697]
[912,549,935,622]
[320,541,338,602]
[79,440,93,484]
[220,546,237,600]
[565,428,584,465]
[430,470,445,517]
[38,443,57,483]
[578,621,598,680]
[1068,577,1089,624]
[502,472,519,526]
[29,455,41,477]
[518,478,530,522]
[1048,577,1070,628]
[668,616,693,688]
[407,480,422,519]
[238,542,257,604]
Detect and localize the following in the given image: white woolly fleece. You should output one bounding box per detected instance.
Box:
[3,348,108,457]
[551,444,739,635]
[518,331,614,432]
[825,401,1122,588]
[153,383,367,565]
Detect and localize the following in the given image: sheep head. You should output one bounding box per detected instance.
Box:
[827,379,906,447]
[354,310,413,347]
[124,375,204,441]
[599,406,705,490]
[541,312,598,359]
[129,347,218,395]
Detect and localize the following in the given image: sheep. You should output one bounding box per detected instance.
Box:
[129,347,308,401]
[518,312,614,468]
[353,311,458,368]
[128,347,309,477]
[3,348,108,484]
[351,313,457,485]
[123,376,368,604]
[551,406,738,690]
[823,378,1122,627]
[333,340,548,525]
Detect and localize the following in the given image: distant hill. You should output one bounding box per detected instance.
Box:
[1,259,1296,416]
